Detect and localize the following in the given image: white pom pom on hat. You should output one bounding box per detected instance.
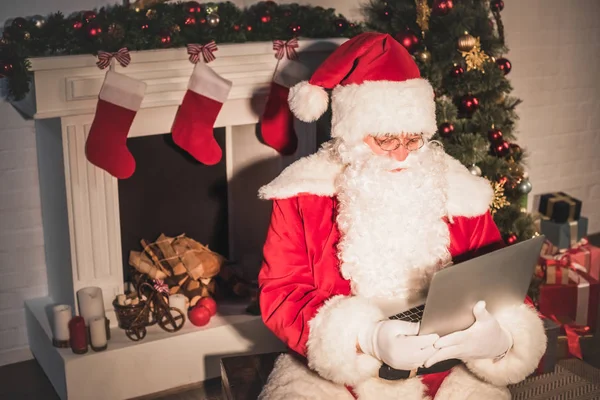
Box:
[288,81,329,123]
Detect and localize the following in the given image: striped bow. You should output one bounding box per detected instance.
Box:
[96,48,131,69]
[153,279,170,295]
[187,41,218,64]
[273,38,299,60]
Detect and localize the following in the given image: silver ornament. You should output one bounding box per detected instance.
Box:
[207,12,220,27]
[468,164,482,177]
[30,15,46,28]
[517,178,532,194]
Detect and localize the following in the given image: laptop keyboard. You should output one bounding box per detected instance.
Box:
[388,304,425,323]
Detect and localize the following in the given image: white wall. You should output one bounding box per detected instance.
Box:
[0,0,598,367]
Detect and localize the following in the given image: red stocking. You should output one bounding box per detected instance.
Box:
[172,62,232,165]
[260,60,310,155]
[85,70,146,179]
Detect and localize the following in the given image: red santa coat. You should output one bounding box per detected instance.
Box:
[257,147,546,399]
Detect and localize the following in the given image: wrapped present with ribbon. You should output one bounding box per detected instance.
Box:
[537,255,571,285]
[568,242,600,281]
[538,191,582,223]
[539,262,599,334]
[540,216,588,251]
[541,239,560,257]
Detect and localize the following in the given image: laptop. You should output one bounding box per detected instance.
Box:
[379,234,545,380]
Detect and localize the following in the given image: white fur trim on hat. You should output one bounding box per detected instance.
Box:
[306,295,384,385]
[465,303,547,386]
[331,78,437,143]
[288,81,329,122]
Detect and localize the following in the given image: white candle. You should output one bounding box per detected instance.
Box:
[169,294,189,317]
[77,287,105,326]
[52,305,72,342]
[89,316,107,351]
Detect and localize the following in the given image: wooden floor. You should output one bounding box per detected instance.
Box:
[3,233,600,399]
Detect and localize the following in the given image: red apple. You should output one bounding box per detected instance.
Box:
[198,297,217,316]
[188,306,211,327]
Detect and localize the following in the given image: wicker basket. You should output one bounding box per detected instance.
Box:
[113,299,151,330]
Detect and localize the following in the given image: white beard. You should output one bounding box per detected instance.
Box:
[334,141,452,300]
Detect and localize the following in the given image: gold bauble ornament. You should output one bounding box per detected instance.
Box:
[171,24,181,33]
[146,9,157,19]
[416,49,431,63]
[30,15,46,29]
[458,32,476,51]
[207,13,220,27]
[23,31,31,40]
[205,4,219,14]
[496,92,506,104]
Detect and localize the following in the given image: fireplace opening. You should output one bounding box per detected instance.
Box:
[118,130,228,284]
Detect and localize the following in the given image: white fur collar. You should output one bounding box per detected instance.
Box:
[258,143,493,218]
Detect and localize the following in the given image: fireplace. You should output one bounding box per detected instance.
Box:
[13,38,345,399]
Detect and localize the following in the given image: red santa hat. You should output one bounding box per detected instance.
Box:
[288,32,437,143]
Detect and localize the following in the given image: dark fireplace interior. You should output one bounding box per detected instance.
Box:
[118,130,228,281]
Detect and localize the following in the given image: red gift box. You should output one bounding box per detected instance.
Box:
[539,266,599,332]
[569,244,600,281]
[537,255,570,285]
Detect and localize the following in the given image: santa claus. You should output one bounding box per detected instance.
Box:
[256,32,546,399]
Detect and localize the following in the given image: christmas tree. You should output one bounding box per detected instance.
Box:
[364,0,537,243]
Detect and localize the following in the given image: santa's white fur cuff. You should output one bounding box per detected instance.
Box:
[307,295,384,385]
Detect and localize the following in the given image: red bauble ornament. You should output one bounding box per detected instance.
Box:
[82,11,97,23]
[85,22,102,38]
[233,24,240,31]
[496,57,512,75]
[505,233,518,245]
[73,21,83,30]
[395,29,419,54]
[184,16,196,26]
[188,306,211,327]
[459,94,480,116]
[488,128,503,142]
[438,122,454,138]
[160,31,172,45]
[289,23,301,35]
[184,1,202,14]
[246,25,253,32]
[261,14,271,23]
[509,143,522,157]
[0,61,14,77]
[141,23,149,30]
[433,0,454,15]
[334,18,349,32]
[492,140,510,157]
[491,0,505,12]
[382,6,393,20]
[11,17,28,30]
[450,64,464,78]
[198,297,217,316]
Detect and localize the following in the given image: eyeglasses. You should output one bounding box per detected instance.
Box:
[373,135,425,152]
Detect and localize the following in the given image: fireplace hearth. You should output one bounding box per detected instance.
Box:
[13,38,345,399]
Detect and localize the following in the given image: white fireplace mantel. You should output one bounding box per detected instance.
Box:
[16,38,345,400]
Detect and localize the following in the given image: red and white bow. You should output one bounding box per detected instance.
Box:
[187,41,218,64]
[153,279,170,295]
[273,38,299,60]
[96,48,131,69]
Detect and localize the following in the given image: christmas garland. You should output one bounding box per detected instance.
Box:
[0,1,363,101]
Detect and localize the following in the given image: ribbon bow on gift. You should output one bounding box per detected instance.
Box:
[187,41,218,64]
[96,48,131,69]
[273,38,299,60]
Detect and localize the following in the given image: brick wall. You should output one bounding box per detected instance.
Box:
[0,0,598,367]
[502,0,600,233]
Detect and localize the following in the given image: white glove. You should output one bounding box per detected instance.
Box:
[424,301,513,368]
[358,320,439,371]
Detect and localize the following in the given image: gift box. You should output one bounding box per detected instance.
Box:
[538,266,599,332]
[569,244,600,281]
[537,256,570,285]
[540,217,588,250]
[538,192,582,223]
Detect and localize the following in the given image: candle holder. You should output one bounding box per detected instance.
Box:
[89,316,108,352]
[52,304,72,348]
[68,316,88,355]
[91,343,108,352]
[52,338,70,348]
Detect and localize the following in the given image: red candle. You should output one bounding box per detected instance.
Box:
[69,316,88,354]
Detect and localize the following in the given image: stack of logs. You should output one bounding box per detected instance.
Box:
[129,234,226,307]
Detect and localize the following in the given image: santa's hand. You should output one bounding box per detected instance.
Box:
[358,320,439,371]
[423,301,513,368]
